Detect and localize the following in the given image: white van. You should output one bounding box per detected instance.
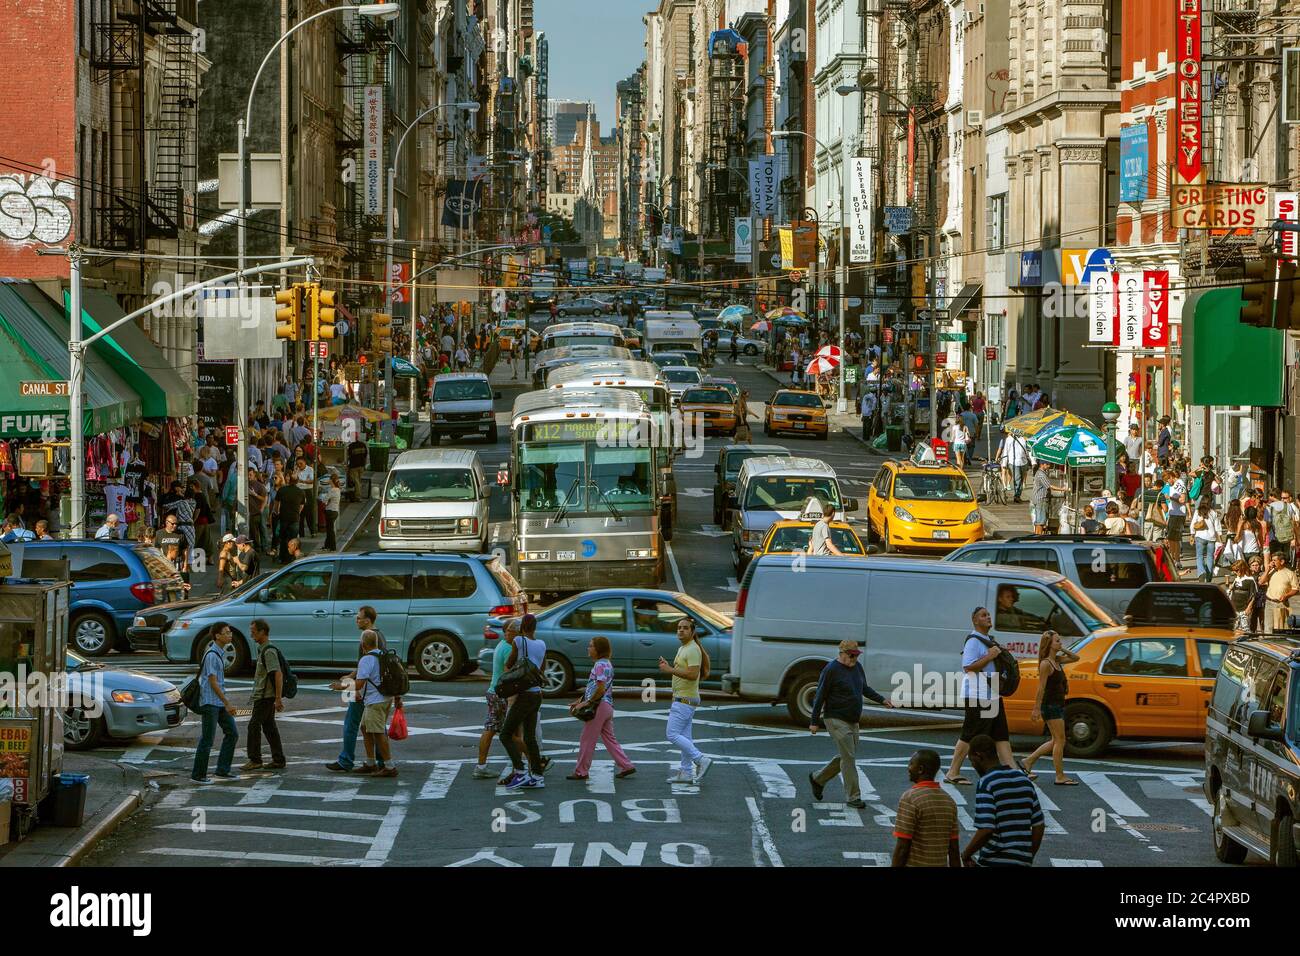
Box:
[379,449,491,553]
[730,457,857,573]
[723,555,1115,723]
[643,313,702,354]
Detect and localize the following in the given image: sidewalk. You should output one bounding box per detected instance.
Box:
[0,754,145,867]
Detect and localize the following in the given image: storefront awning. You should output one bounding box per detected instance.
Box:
[67,288,195,418]
[947,282,983,323]
[0,281,141,438]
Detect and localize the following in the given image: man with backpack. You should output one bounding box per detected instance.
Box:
[327,606,385,773]
[943,606,1015,786]
[242,619,290,772]
[354,629,400,777]
[498,613,548,790]
[190,623,239,783]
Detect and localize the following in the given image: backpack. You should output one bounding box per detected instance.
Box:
[1275,504,1295,542]
[259,643,298,699]
[969,632,1021,697]
[365,648,410,699]
[1188,474,1204,502]
[181,647,224,711]
[495,636,544,698]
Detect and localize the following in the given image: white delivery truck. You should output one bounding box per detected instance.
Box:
[643,312,703,355]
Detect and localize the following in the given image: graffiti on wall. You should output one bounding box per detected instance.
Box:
[0,174,76,245]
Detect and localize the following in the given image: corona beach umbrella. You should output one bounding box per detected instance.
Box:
[1030,425,1110,467]
[1001,407,1096,438]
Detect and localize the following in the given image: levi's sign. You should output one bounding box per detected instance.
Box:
[1171,182,1268,229]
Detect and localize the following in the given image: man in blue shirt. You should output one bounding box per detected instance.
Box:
[808,639,892,808]
[191,622,239,783]
[963,734,1044,867]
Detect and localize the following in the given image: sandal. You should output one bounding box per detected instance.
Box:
[1054,778,1079,786]
[943,775,972,786]
[1015,758,1038,781]
[565,774,588,781]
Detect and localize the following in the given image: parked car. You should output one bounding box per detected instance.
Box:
[163,552,526,680]
[63,650,185,750]
[714,330,762,355]
[556,297,607,318]
[945,533,1170,618]
[1205,633,1300,866]
[480,588,733,695]
[7,540,185,657]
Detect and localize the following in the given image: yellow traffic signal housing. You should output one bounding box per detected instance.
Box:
[274,284,303,340]
[1241,257,1278,327]
[372,312,393,352]
[316,288,338,340]
[1277,260,1300,330]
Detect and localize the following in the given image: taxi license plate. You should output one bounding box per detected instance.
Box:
[794,422,805,429]
[932,530,950,540]
[557,551,576,561]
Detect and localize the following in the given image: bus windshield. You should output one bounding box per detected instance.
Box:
[743,476,839,511]
[385,468,478,502]
[518,443,585,512]
[590,446,654,509]
[544,334,620,349]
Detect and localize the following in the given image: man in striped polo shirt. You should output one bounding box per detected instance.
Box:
[892,749,960,867]
[962,734,1045,867]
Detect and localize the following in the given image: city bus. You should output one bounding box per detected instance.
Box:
[539,321,626,351]
[547,359,679,539]
[507,387,662,595]
[531,344,633,388]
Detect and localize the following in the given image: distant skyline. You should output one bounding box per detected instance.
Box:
[538,0,646,131]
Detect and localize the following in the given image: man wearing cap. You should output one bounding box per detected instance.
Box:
[808,639,892,808]
[1156,415,1173,467]
[231,536,258,589]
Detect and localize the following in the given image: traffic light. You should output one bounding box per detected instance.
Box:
[274,284,303,340]
[1277,260,1300,330]
[1241,256,1278,327]
[373,312,393,352]
[307,283,338,340]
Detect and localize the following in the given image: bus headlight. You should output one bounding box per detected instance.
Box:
[626,548,654,559]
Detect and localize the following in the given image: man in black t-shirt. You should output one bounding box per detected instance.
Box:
[276,482,305,564]
[346,438,368,503]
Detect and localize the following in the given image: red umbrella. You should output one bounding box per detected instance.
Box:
[814,344,843,364]
[806,355,838,377]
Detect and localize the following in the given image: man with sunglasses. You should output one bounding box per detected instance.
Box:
[808,639,892,808]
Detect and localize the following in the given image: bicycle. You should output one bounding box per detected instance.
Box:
[980,461,1009,506]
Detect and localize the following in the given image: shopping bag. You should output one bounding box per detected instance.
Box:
[387,705,409,741]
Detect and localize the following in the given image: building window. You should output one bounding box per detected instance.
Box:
[1105,139,1119,245]
[986,193,1006,250]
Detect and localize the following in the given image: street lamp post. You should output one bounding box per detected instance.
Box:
[236,2,399,531]
[1102,401,1121,496]
[772,130,847,413]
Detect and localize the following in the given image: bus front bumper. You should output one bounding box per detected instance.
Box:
[517,559,660,592]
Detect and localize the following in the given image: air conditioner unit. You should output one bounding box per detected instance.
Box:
[966,109,983,128]
[965,10,976,24]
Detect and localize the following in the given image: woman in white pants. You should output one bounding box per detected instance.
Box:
[658,619,712,785]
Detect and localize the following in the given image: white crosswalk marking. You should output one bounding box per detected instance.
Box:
[417,761,461,800]
[842,851,892,865]
[938,779,978,832]
[750,759,796,798]
[585,761,617,794]
[1076,771,1148,817]
[1029,783,1069,835]
[1051,858,1104,867]
[1160,774,1213,816]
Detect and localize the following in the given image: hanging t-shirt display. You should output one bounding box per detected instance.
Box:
[103,483,130,525]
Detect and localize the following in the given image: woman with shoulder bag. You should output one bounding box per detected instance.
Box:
[1018,630,1080,786]
[1226,560,1260,633]
[566,636,637,781]
[1192,500,1223,583]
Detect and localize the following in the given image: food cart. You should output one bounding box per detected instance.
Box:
[0,573,71,842]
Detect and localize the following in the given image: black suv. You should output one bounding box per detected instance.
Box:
[1204,636,1300,867]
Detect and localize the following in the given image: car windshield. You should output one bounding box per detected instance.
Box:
[774,392,822,409]
[708,381,740,399]
[1054,580,1116,631]
[681,388,732,404]
[892,473,974,502]
[766,524,865,555]
[385,468,478,502]
[744,476,839,511]
[675,593,734,630]
[433,379,492,402]
[664,368,701,383]
[725,450,779,480]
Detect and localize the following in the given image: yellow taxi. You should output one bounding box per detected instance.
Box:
[757,518,868,558]
[866,458,983,552]
[1003,583,1236,756]
[497,320,535,352]
[678,384,739,436]
[763,389,828,439]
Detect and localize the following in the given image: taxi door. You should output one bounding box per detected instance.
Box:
[867,466,891,538]
[1095,636,1202,737]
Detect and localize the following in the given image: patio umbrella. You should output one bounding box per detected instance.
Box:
[814,344,843,364]
[1030,424,1110,467]
[1001,407,1096,438]
[765,306,807,323]
[749,319,772,333]
[316,403,387,424]
[719,304,751,323]
[806,355,838,377]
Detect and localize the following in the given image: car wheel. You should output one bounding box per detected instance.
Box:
[428,430,441,446]
[661,508,674,542]
[557,309,567,318]
[1062,701,1114,758]
[1275,809,1299,867]
[199,631,250,675]
[818,429,829,441]
[592,309,602,317]
[712,501,723,526]
[881,521,894,554]
[744,344,758,356]
[412,632,465,681]
[71,612,115,657]
[63,706,103,751]
[540,653,574,696]
[786,668,822,724]
[1213,788,1249,864]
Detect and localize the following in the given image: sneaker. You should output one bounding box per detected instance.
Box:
[267,761,287,770]
[808,772,825,802]
[667,771,695,784]
[693,756,713,782]
[472,765,498,779]
[190,775,210,784]
[374,766,398,778]
[239,761,265,772]
[504,771,528,790]
[325,762,352,773]
[212,770,238,779]
[846,798,867,810]
[520,773,545,789]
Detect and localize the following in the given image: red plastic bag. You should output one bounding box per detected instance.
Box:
[387,706,408,741]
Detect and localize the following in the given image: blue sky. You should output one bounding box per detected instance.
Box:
[537,0,647,132]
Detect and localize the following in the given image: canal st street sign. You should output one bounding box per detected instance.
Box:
[20,381,69,398]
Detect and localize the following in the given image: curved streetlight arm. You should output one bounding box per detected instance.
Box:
[245,5,363,131]
[393,102,477,168]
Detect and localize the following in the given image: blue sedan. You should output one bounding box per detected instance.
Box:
[479,589,734,695]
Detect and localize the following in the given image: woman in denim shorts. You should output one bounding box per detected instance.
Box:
[1018,630,1080,786]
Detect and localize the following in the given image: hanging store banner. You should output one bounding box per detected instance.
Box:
[1171,182,1268,230]
[363,85,384,216]
[1088,271,1116,344]
[1117,272,1143,348]
[733,216,753,264]
[1060,248,1116,288]
[749,156,778,217]
[848,158,872,263]
[1120,123,1149,203]
[1175,0,1203,187]
[390,262,410,304]
[779,226,794,270]
[792,221,818,270]
[1275,191,1299,261]
[1142,270,1170,349]
[441,179,483,230]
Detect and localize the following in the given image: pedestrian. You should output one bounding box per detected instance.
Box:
[293,452,316,537]
[231,536,258,589]
[567,635,637,781]
[1102,501,1128,537]
[1079,504,1102,534]
[191,622,239,783]
[944,607,1015,785]
[806,501,845,556]
[1261,551,1299,633]
[501,613,548,789]
[93,513,120,539]
[35,519,56,542]
[860,389,878,442]
[321,471,341,551]
[1123,423,1143,466]
[891,749,961,867]
[215,533,238,593]
[1248,554,1268,632]
[1192,499,1223,583]
[1161,468,1188,569]
[1017,630,1080,785]
[249,467,268,554]
[1268,488,1298,565]
[1227,560,1259,632]
[285,537,304,562]
[241,619,286,772]
[353,629,398,777]
[1156,415,1173,467]
[327,607,384,772]
[997,432,1030,503]
[808,638,892,808]
[961,735,1045,867]
[658,617,712,785]
[473,617,525,779]
[1238,505,1266,566]
[276,477,304,564]
[1030,461,1064,534]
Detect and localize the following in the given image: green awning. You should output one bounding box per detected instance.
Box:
[0,281,141,438]
[61,287,194,418]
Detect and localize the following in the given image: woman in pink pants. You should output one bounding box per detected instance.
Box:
[566,636,637,780]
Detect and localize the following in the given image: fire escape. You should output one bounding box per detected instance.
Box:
[89,0,199,251]
[881,1,939,229]
[705,43,747,241]
[337,15,394,278]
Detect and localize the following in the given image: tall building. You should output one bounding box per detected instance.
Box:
[548,99,595,146]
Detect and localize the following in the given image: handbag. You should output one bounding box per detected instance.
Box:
[1145,499,1167,528]
[573,699,599,722]
[495,636,543,698]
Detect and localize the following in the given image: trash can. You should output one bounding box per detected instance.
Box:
[885,425,904,452]
[368,442,391,473]
[395,422,415,449]
[44,772,89,828]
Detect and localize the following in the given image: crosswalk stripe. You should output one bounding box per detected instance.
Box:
[1076,771,1148,818]
[938,780,978,832]
[417,761,461,800]
[842,851,891,865]
[1051,858,1104,867]
[165,804,387,821]
[585,761,617,794]
[142,847,363,865]
[157,822,373,844]
[1030,784,1069,835]
[750,759,796,798]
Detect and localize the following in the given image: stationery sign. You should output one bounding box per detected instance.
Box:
[1117,272,1143,348]
[848,158,872,263]
[1142,270,1170,348]
[1088,271,1116,344]
[363,85,384,215]
[749,156,777,217]
[1276,191,1299,261]
[1175,0,1203,186]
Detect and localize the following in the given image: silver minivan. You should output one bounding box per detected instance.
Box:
[730,456,857,573]
[379,449,491,553]
[723,555,1115,723]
